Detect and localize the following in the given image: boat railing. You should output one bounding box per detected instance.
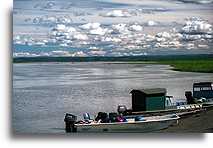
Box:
[177,104,202,110]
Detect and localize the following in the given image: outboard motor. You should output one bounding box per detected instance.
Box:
[117,105,127,115]
[64,113,77,133]
[83,112,91,122]
[185,91,195,104]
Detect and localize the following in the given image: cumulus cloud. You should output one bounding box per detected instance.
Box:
[14,39,26,45]
[73,33,88,40]
[181,17,212,34]
[33,15,72,25]
[50,50,71,56]
[67,27,77,33]
[55,24,66,31]
[34,1,55,9]
[112,23,126,31]
[147,20,158,26]
[89,27,109,35]
[104,10,131,17]
[51,24,88,41]
[88,50,106,56]
[13,35,39,46]
[129,24,143,31]
[13,50,89,57]
[14,16,213,57]
[79,22,101,30]
[101,37,122,43]
[34,41,46,46]
[102,7,169,18]
[13,52,39,57]
[179,17,213,45]
[156,32,171,38]
[72,51,87,57]
[112,23,130,34]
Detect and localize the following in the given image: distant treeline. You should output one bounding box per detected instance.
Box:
[13,54,213,63]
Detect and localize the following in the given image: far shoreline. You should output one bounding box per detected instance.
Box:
[13,54,213,73]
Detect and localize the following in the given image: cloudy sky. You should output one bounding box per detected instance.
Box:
[13,0,213,57]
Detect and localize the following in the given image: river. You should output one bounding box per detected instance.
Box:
[12,62,213,133]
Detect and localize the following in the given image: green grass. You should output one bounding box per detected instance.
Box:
[101,59,213,73]
[13,54,213,73]
[157,59,213,73]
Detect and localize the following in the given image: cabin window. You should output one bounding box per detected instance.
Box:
[194,87,200,91]
[201,87,211,91]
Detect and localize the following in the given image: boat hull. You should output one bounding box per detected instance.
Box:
[75,117,179,133]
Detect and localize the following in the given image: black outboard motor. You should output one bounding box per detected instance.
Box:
[117,105,127,115]
[64,113,77,133]
[185,91,195,104]
[83,112,91,122]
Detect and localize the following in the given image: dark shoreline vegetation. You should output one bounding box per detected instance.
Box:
[13,54,213,73]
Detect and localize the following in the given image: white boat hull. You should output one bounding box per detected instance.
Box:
[75,115,179,133]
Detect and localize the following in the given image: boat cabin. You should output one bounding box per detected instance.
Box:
[130,88,167,112]
[193,82,213,99]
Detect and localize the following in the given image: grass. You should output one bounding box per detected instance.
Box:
[13,54,213,73]
[157,59,213,73]
[105,58,213,73]
[93,59,213,73]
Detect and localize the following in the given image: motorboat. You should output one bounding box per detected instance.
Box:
[64,113,179,133]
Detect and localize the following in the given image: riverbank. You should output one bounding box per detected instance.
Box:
[160,107,213,133]
[13,54,213,73]
[105,59,213,73]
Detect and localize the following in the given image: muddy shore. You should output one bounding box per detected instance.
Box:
[161,107,213,133]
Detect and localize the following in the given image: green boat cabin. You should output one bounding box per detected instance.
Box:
[130,88,167,112]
